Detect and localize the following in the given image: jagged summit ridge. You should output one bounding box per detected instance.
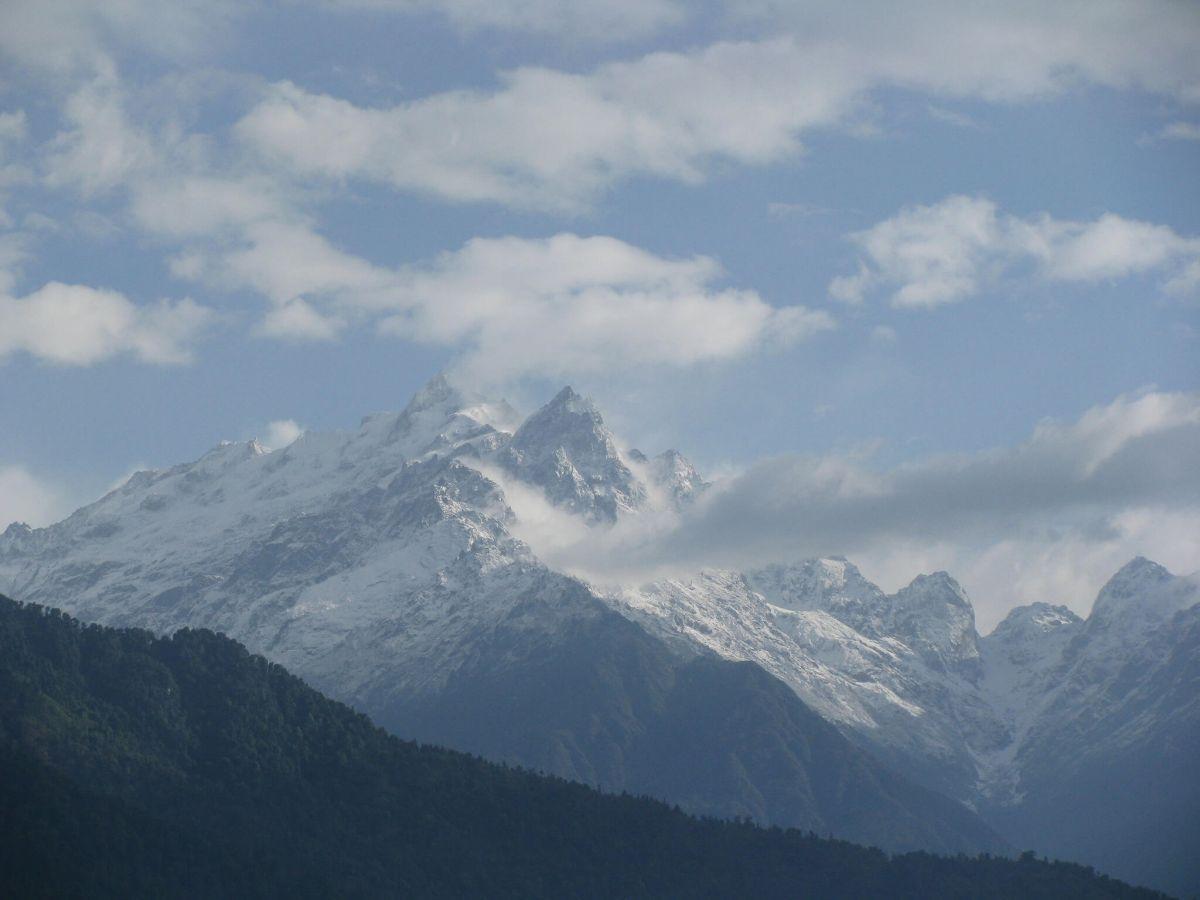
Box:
[500,385,647,522]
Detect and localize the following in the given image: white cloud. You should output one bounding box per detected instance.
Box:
[0,282,213,365]
[34,72,832,379]
[0,465,70,528]
[130,175,291,238]
[234,40,849,212]
[533,389,1200,627]
[831,195,1200,308]
[376,233,834,382]
[325,0,685,41]
[736,0,1200,102]
[45,76,159,195]
[262,419,304,451]
[258,298,344,342]
[157,214,832,377]
[235,2,1200,210]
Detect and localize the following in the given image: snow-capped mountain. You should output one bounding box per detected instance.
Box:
[613,560,1005,804]
[1,376,1194,889]
[0,376,1004,856]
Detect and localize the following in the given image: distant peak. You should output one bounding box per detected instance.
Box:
[513,387,608,441]
[1111,556,1171,582]
[202,440,261,460]
[898,571,973,609]
[1090,557,1177,621]
[406,372,463,413]
[542,385,600,419]
[991,602,1081,640]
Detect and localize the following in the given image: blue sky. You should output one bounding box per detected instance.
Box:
[1,0,1198,622]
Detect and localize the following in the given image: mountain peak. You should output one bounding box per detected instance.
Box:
[900,571,972,610]
[407,372,460,412]
[745,557,885,625]
[543,384,601,419]
[646,449,708,507]
[989,602,1082,643]
[888,572,980,677]
[358,374,517,461]
[1088,557,1190,628]
[1109,555,1171,585]
[503,387,645,522]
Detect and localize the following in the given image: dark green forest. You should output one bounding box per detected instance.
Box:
[0,595,1167,899]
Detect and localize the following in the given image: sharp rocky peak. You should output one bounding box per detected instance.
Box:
[360,373,519,461]
[502,386,646,523]
[747,557,885,616]
[645,449,708,506]
[896,571,972,610]
[887,571,981,678]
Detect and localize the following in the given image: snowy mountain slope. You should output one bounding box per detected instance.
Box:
[611,562,1007,803]
[2,376,1194,886]
[611,552,1200,895]
[0,375,1002,855]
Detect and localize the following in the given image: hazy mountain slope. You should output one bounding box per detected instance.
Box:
[380,599,1002,854]
[613,561,1006,803]
[981,562,1200,897]
[618,557,1200,895]
[3,596,1156,900]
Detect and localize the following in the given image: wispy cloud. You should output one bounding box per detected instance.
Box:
[531,389,1200,626]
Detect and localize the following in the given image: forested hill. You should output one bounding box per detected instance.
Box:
[0,595,1166,899]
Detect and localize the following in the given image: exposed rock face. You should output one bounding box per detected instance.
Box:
[500,386,646,523]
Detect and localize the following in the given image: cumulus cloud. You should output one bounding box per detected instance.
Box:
[532,389,1200,626]
[258,298,345,342]
[378,233,834,382]
[0,282,213,365]
[190,228,830,377]
[234,40,846,212]
[830,195,1200,307]
[262,419,304,451]
[235,1,1200,210]
[34,73,829,377]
